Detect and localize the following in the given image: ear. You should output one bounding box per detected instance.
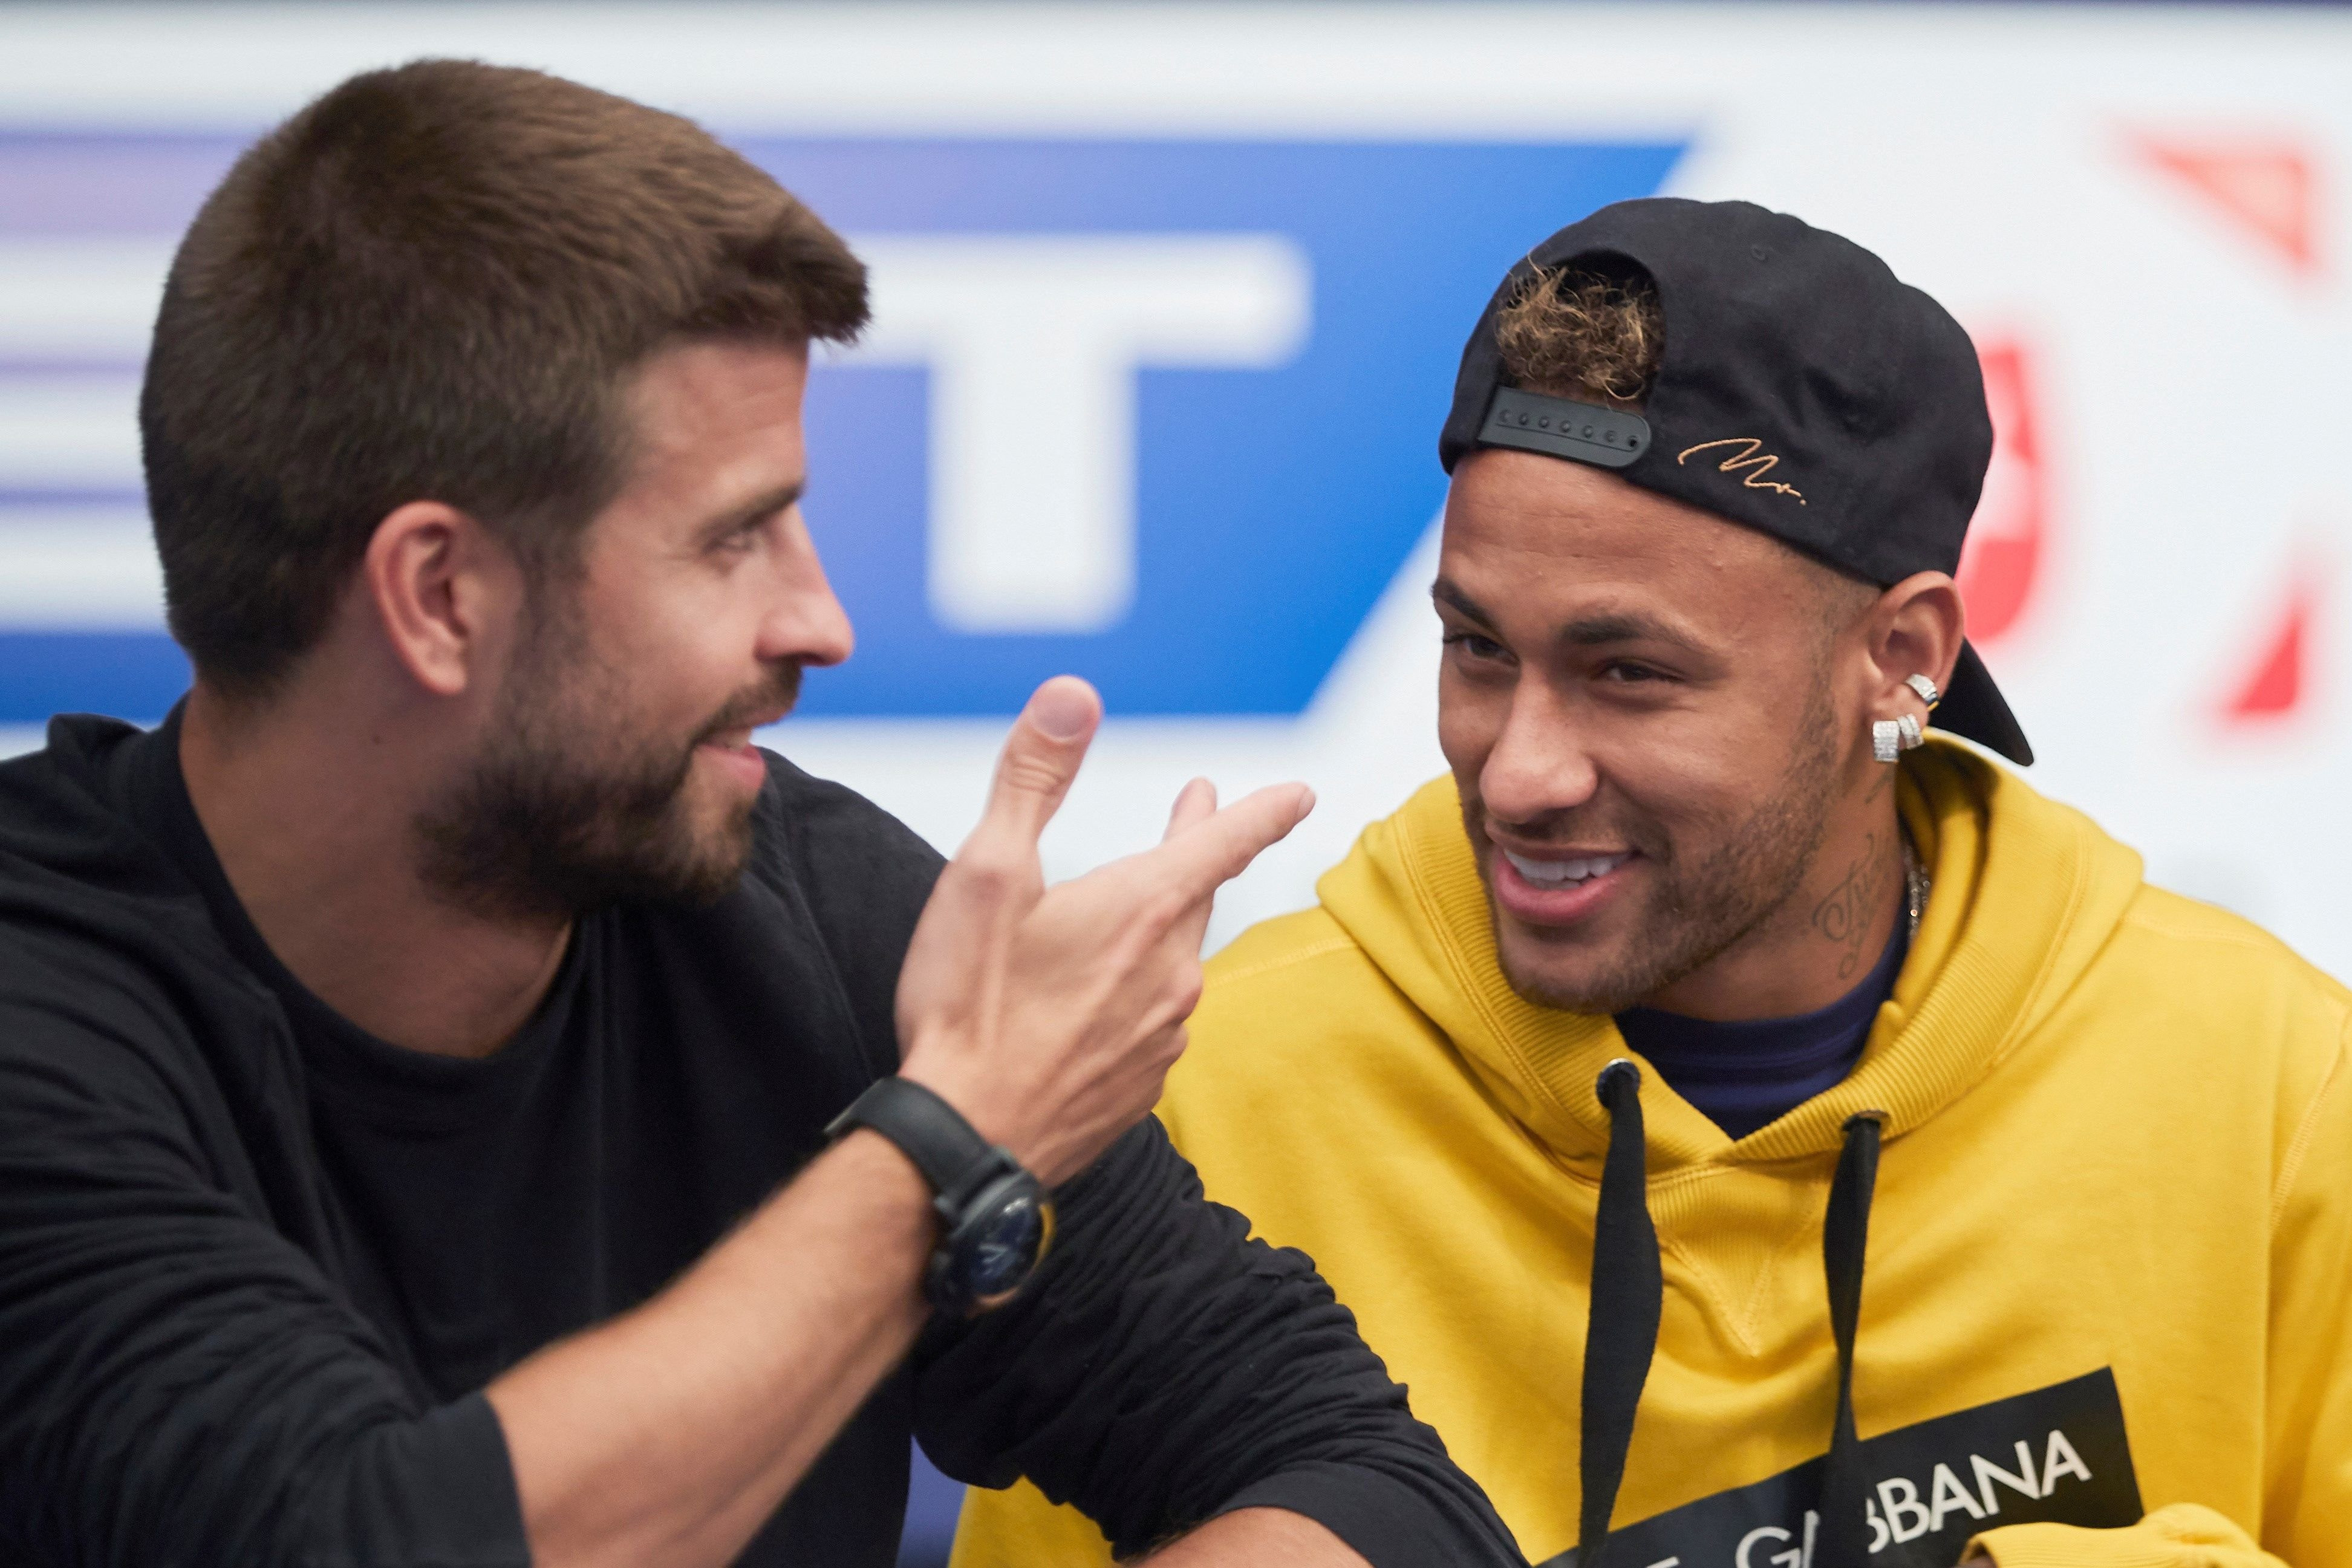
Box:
[360,501,521,698]
[1863,570,1966,720]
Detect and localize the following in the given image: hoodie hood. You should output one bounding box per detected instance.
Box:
[1315,739,2147,1174]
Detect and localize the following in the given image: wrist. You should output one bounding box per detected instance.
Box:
[827,1125,938,1222]
[826,1079,1055,1315]
[896,1053,1020,1159]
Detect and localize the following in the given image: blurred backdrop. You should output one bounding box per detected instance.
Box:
[3,4,2348,1562]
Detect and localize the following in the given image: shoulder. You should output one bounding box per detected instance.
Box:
[2111,882,2351,1029]
[0,719,239,1081]
[0,715,165,887]
[2074,883,2352,1153]
[1193,906,1410,1062]
[751,748,943,864]
[0,905,253,1185]
[1205,905,1368,990]
[2122,882,2345,974]
[1171,905,1466,1143]
[741,749,945,929]
[715,750,944,1078]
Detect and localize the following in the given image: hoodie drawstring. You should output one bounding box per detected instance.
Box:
[1576,1059,1661,1566]
[1575,1068,1886,1568]
[1814,1110,1885,1568]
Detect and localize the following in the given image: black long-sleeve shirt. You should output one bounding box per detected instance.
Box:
[0,711,1520,1568]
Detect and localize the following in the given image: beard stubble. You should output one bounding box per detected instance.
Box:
[414,600,801,923]
[1490,674,1846,1016]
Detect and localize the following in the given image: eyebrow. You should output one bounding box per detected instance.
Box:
[694,480,804,547]
[1559,611,1704,653]
[1431,576,1709,656]
[1429,577,1497,628]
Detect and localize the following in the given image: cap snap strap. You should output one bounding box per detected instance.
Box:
[1479,386,1649,470]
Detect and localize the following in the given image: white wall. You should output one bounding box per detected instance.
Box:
[3,2,2347,974]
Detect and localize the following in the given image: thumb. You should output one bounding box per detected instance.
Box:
[960,675,1103,859]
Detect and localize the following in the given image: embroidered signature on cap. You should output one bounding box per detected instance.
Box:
[1677,438,1806,503]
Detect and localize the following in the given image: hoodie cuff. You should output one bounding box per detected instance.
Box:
[1973,1503,2270,1568]
[1210,1460,1516,1568]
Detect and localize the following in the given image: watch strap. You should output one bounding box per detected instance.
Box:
[826,1077,999,1202]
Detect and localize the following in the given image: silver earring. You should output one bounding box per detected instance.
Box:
[1872,719,1903,764]
[1904,673,1941,709]
[1896,712,1925,750]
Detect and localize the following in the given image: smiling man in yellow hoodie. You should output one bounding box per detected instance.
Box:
[954,200,2352,1568]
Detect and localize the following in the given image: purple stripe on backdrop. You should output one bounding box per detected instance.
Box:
[0,131,246,235]
[0,489,148,510]
[0,359,148,378]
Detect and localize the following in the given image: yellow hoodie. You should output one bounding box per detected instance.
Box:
[954,743,2352,1567]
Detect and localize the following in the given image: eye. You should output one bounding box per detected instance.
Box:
[1442,629,1508,662]
[1598,660,1672,684]
[708,518,767,561]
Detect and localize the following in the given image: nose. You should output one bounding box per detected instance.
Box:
[759,508,855,669]
[1478,680,1600,829]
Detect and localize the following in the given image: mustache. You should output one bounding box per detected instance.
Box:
[694,662,804,746]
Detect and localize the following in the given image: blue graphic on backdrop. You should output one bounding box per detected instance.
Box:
[0,132,1681,724]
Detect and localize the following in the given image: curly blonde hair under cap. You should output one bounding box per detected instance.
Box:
[1491,264,1664,409]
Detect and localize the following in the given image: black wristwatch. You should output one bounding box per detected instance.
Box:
[825,1078,1056,1316]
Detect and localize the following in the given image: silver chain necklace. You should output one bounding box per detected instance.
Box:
[1901,834,1931,943]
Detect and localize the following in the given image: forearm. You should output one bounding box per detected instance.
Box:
[487,1130,933,1568]
[1146,1508,1370,1567]
[919,1123,1522,1566]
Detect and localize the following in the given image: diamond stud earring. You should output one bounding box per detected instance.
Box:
[1872,719,1903,764]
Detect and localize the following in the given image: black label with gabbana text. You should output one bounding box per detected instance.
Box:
[1542,1368,2143,1567]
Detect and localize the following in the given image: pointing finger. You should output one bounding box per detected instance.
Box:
[1150,782,1316,908]
[1163,778,1217,842]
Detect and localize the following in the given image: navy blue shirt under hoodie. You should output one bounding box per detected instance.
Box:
[1615,923,1907,1140]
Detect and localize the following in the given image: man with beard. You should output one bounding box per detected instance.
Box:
[0,61,1525,1568]
[957,203,2352,1567]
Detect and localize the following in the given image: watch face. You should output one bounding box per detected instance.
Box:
[962,1189,1046,1299]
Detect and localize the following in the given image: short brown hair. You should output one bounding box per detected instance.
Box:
[1493,262,1664,408]
[141,59,868,701]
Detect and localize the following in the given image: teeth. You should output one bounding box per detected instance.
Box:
[1503,850,1629,887]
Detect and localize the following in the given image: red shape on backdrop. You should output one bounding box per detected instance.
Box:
[1955,339,2045,645]
[2223,581,2313,721]
[2132,136,2320,276]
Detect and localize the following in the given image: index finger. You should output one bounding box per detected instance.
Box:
[1145,782,1316,906]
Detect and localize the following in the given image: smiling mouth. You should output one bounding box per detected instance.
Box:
[696,708,791,752]
[1499,848,1634,888]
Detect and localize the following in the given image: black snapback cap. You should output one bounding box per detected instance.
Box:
[1440,197,2031,766]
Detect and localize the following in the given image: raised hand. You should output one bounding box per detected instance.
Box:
[894,675,1314,1186]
